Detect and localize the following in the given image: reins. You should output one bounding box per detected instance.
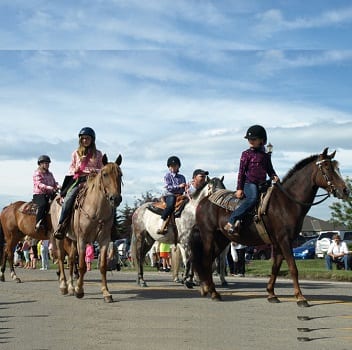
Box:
[275,158,335,207]
[275,182,330,207]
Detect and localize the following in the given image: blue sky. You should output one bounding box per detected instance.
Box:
[1,0,352,220]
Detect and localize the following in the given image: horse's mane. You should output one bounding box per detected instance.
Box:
[282,154,319,183]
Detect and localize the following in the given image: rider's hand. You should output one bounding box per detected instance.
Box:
[235,190,244,199]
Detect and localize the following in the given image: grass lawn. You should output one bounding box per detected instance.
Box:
[246,258,352,282]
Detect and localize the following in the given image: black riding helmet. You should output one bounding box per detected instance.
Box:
[79,127,96,141]
[37,155,51,165]
[167,156,181,167]
[244,125,267,145]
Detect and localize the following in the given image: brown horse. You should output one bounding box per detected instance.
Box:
[0,201,54,282]
[190,148,349,306]
[51,154,122,302]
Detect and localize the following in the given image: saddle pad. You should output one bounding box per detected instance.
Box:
[18,202,37,216]
[147,195,189,217]
[208,189,240,211]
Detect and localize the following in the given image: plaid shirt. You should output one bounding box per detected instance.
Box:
[33,169,58,194]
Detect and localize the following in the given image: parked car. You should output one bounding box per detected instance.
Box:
[246,244,272,260]
[315,231,352,258]
[293,238,317,260]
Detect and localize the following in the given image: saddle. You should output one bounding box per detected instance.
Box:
[147,195,189,217]
[19,201,38,216]
[208,184,274,244]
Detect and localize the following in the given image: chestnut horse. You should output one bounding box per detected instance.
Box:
[51,154,122,303]
[0,201,54,283]
[191,148,349,306]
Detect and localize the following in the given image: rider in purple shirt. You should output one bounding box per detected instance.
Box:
[157,156,186,234]
[224,125,279,236]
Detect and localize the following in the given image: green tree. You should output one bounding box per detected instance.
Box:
[329,176,352,229]
[112,191,158,240]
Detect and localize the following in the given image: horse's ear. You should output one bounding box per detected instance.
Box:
[329,150,336,159]
[220,176,224,182]
[115,154,122,166]
[206,175,210,182]
[321,147,329,157]
[102,154,108,165]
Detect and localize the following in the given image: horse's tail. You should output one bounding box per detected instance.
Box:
[0,220,5,264]
[189,225,203,275]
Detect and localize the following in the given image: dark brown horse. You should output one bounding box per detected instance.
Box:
[190,148,349,306]
[51,154,122,302]
[0,201,53,282]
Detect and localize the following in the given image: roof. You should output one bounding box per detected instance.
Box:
[302,215,346,232]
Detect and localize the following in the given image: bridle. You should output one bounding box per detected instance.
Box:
[275,158,336,207]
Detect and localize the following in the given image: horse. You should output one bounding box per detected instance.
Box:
[190,148,350,306]
[131,176,225,287]
[50,154,122,303]
[0,200,54,283]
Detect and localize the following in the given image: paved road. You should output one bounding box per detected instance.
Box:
[1,267,351,350]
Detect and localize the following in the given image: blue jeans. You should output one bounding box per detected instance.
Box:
[161,195,176,220]
[58,185,79,224]
[229,183,258,225]
[325,254,349,270]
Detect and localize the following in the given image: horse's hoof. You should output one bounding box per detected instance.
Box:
[75,291,84,299]
[185,281,194,289]
[211,293,222,301]
[174,278,181,283]
[139,281,147,287]
[104,295,113,303]
[267,296,280,303]
[0,275,4,282]
[60,288,68,295]
[297,300,310,308]
[221,281,228,287]
[15,278,21,283]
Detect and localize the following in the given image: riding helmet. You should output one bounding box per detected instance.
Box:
[79,127,96,141]
[244,125,267,144]
[167,156,181,167]
[37,155,51,165]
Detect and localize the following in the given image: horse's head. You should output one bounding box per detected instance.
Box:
[315,147,349,200]
[100,154,123,207]
[208,176,226,195]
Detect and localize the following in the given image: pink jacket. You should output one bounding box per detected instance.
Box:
[68,150,103,178]
[33,169,58,195]
[85,244,95,261]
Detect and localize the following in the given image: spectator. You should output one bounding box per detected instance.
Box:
[231,242,246,277]
[22,236,31,269]
[85,242,95,271]
[40,239,50,270]
[159,242,171,272]
[326,234,351,270]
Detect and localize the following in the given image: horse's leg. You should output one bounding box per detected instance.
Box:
[191,229,221,301]
[5,244,21,283]
[285,253,309,307]
[171,244,181,283]
[56,240,68,295]
[0,248,7,282]
[75,240,87,299]
[134,231,152,287]
[67,243,77,296]
[98,244,113,303]
[266,253,283,304]
[219,245,229,287]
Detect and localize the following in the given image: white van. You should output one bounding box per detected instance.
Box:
[315,230,352,258]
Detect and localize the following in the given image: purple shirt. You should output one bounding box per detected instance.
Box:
[163,171,186,195]
[236,147,277,190]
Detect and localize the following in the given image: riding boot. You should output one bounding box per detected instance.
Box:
[157,218,169,235]
[223,220,240,235]
[53,223,66,240]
